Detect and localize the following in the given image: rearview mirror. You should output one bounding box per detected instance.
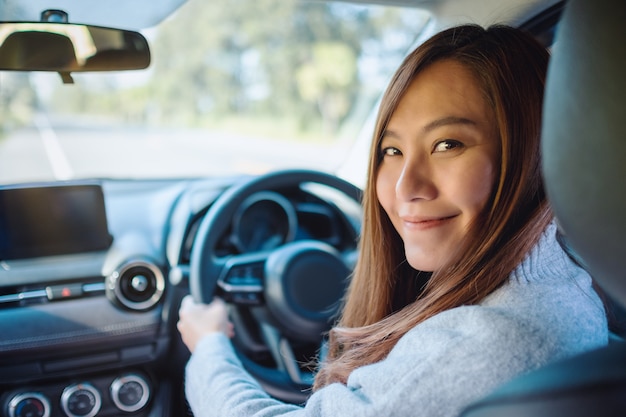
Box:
[0,22,150,74]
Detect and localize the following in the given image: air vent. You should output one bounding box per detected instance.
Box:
[106,260,164,311]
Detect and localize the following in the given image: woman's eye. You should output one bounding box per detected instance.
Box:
[380,146,401,157]
[432,139,462,153]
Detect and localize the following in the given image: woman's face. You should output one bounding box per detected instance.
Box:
[376,59,499,272]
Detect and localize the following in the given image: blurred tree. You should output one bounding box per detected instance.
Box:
[0,73,36,134]
[296,42,356,135]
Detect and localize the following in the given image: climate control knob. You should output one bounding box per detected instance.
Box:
[110,373,150,412]
[7,393,50,417]
[61,383,101,417]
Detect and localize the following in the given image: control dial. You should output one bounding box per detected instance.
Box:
[110,373,150,412]
[7,393,50,417]
[61,383,101,417]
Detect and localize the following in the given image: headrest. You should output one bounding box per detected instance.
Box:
[542,0,626,306]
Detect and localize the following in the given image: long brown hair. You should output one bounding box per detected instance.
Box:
[314,24,552,389]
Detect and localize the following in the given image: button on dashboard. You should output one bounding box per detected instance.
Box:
[45,283,83,301]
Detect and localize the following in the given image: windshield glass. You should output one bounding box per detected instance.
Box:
[0,0,429,185]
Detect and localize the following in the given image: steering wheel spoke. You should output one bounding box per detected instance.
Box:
[216,252,268,306]
[260,323,315,386]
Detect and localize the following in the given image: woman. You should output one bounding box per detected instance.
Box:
[177,24,608,417]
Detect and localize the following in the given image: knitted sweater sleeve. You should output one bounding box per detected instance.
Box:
[184,312,512,417]
[185,288,606,417]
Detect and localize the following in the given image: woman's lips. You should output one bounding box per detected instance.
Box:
[401,215,457,230]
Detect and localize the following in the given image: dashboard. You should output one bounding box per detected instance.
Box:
[0,173,361,417]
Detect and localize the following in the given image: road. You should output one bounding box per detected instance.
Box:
[0,113,355,185]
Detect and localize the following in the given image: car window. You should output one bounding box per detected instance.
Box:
[0,0,429,185]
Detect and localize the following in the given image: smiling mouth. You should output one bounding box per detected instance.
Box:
[402,215,457,230]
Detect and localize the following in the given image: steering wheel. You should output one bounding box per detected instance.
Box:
[189,169,362,403]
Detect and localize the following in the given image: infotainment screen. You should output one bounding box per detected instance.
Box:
[0,184,113,260]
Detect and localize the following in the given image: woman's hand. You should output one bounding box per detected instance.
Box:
[177,295,234,353]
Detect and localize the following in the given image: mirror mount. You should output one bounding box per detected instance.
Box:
[41,10,73,82]
[41,10,69,23]
[59,71,74,84]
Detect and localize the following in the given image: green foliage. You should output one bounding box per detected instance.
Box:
[0,73,36,134]
[296,42,356,134]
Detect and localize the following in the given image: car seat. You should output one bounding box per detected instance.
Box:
[458,0,626,416]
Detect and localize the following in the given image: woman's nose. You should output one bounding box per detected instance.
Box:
[395,159,437,202]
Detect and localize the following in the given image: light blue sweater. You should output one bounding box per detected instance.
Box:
[185,223,608,417]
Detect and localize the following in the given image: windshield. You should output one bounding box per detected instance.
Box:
[0,0,429,185]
